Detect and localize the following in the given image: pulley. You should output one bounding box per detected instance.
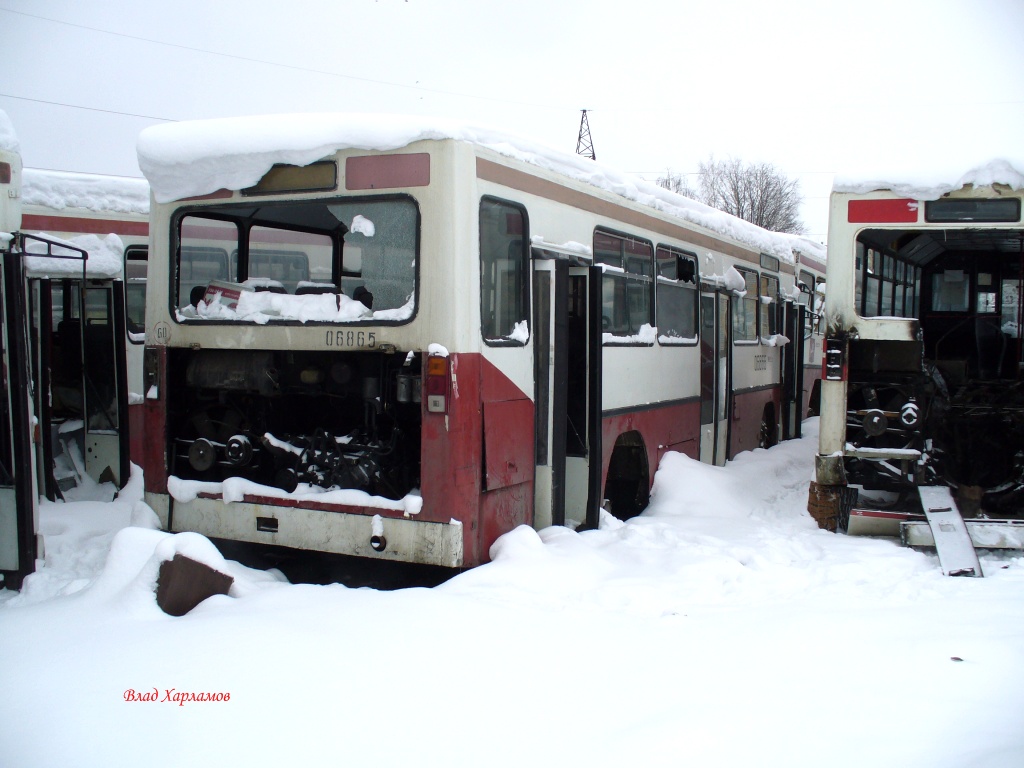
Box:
[188,438,217,472]
[862,409,888,437]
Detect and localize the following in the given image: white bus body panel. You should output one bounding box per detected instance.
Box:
[171,497,464,568]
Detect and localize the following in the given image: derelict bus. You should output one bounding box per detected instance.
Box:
[138,114,824,569]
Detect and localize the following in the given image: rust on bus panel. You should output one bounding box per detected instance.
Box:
[422,352,535,566]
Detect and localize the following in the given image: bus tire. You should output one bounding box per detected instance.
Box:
[758,404,778,450]
[604,432,650,521]
[807,380,821,418]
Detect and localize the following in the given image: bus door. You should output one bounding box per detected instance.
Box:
[700,289,731,465]
[781,299,806,441]
[532,253,598,529]
[1,242,38,589]
[32,273,131,494]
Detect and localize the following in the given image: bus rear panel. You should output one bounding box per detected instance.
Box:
[812,180,1024,539]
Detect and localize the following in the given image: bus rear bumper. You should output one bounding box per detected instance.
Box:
[850,507,1024,548]
[147,493,464,568]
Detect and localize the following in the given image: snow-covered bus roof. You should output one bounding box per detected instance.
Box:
[137,113,803,263]
[23,168,150,216]
[833,158,1024,200]
[775,232,826,265]
[22,233,125,279]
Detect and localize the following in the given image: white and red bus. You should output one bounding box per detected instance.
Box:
[138,114,823,569]
[809,162,1024,546]
[20,167,150,475]
[1,107,153,587]
[0,112,38,589]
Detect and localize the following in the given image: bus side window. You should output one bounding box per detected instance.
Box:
[124,245,148,340]
[655,246,697,341]
[595,229,653,339]
[479,197,529,344]
[177,216,236,308]
[760,273,779,338]
[930,269,970,312]
[733,268,759,343]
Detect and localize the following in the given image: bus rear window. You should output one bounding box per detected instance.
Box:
[925,198,1021,223]
[173,197,418,323]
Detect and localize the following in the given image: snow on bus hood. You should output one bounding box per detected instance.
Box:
[23,232,125,279]
[22,168,150,216]
[833,157,1024,199]
[137,113,801,263]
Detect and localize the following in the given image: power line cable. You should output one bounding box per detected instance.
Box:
[0,92,175,122]
[0,6,572,113]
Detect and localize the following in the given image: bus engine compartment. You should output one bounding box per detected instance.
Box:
[165,347,423,501]
[842,224,1024,519]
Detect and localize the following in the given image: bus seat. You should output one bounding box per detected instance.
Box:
[190,285,206,308]
[253,284,287,294]
[353,285,373,309]
[296,283,337,295]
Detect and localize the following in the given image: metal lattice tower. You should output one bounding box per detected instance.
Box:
[576,109,595,161]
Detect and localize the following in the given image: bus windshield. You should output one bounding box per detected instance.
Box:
[173,197,418,323]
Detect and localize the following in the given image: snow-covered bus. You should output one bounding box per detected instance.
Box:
[809,161,1024,552]
[138,113,823,569]
[1,105,153,587]
[21,168,150,469]
[1,112,37,589]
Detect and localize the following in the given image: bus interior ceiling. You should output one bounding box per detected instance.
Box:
[167,347,422,501]
[848,227,1024,514]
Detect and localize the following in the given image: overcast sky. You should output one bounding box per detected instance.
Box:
[2,0,1022,241]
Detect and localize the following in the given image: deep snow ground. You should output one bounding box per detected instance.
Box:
[1,419,1021,768]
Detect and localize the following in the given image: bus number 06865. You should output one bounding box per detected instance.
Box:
[326,330,376,348]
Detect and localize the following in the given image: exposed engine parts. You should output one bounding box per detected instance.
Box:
[169,348,423,500]
[845,361,1024,517]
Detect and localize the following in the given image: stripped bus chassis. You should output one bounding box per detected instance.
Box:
[844,347,1024,518]
[841,224,1024,528]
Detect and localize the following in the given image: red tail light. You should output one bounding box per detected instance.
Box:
[425,354,449,413]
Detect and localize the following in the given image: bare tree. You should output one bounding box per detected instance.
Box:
[655,169,697,198]
[657,156,805,234]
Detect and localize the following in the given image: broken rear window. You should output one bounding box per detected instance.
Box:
[173,196,418,324]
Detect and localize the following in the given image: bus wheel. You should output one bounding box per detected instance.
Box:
[758,404,778,449]
[604,431,650,521]
[807,380,821,417]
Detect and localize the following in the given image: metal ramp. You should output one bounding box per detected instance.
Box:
[911,486,983,577]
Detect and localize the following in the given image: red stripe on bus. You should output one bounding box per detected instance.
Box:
[799,254,826,272]
[21,213,149,237]
[847,199,919,223]
[345,153,430,190]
